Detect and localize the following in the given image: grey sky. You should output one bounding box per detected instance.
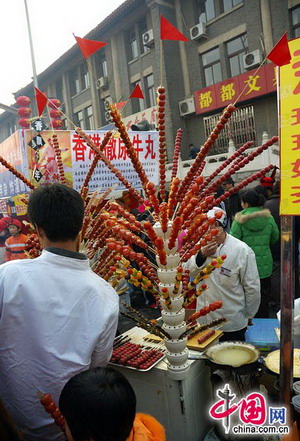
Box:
[1,0,124,106]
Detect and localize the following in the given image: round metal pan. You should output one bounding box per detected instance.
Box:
[264,349,300,378]
[204,341,260,368]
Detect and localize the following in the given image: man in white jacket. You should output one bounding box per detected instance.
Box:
[0,184,119,441]
[185,207,260,341]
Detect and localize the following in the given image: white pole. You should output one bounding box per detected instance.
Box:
[23,0,39,89]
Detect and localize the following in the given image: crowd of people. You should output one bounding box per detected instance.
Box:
[0,172,292,440]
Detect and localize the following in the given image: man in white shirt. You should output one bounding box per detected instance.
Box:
[0,184,119,441]
[185,207,260,341]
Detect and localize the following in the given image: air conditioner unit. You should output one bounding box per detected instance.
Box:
[96,76,109,90]
[242,50,263,69]
[179,97,195,117]
[190,22,207,41]
[142,29,154,48]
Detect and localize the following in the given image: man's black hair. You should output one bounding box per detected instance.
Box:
[27,184,84,242]
[59,367,136,441]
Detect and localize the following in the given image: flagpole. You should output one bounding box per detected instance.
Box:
[160,39,163,87]
[24,0,39,89]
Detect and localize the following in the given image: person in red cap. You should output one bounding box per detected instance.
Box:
[259,174,275,199]
[4,219,28,262]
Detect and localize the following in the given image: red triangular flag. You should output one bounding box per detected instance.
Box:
[129,84,144,99]
[115,101,128,110]
[74,35,107,59]
[160,15,189,42]
[35,87,48,116]
[267,32,291,67]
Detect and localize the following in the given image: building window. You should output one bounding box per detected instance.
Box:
[227,34,248,77]
[204,105,256,155]
[85,106,94,130]
[128,29,138,60]
[292,6,300,38]
[80,65,90,90]
[69,68,80,96]
[145,74,156,107]
[55,78,63,102]
[202,47,222,86]
[96,52,108,78]
[69,65,90,96]
[74,107,94,129]
[74,110,84,128]
[198,0,216,23]
[223,0,243,12]
[7,121,17,136]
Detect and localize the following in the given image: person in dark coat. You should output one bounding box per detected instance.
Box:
[221,177,242,228]
[264,181,300,311]
[188,143,199,159]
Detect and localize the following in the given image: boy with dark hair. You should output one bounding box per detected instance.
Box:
[59,367,165,441]
[27,183,84,242]
[0,184,119,441]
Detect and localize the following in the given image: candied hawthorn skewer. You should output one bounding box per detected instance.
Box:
[80,131,112,197]
[175,104,236,205]
[215,165,276,207]
[167,177,180,220]
[197,141,253,195]
[171,128,183,180]
[200,136,278,201]
[157,86,167,202]
[109,105,151,195]
[0,155,36,190]
[187,301,223,322]
[51,134,67,185]
[173,266,183,295]
[40,393,65,432]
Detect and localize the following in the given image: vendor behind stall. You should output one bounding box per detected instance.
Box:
[185,207,261,341]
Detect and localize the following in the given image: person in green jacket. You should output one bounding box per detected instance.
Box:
[230,189,279,318]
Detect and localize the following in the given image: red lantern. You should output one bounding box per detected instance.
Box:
[16,96,31,106]
[18,118,30,128]
[51,119,63,129]
[49,109,62,118]
[48,99,61,109]
[17,107,32,117]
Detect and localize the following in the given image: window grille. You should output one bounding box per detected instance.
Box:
[203,105,256,155]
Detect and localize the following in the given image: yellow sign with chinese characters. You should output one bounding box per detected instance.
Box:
[280,37,300,215]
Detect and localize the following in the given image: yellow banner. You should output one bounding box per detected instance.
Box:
[280,37,300,215]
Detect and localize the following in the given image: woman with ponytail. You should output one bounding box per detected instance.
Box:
[230,189,279,318]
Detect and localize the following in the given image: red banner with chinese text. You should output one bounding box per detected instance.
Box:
[279,37,300,215]
[194,63,276,115]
